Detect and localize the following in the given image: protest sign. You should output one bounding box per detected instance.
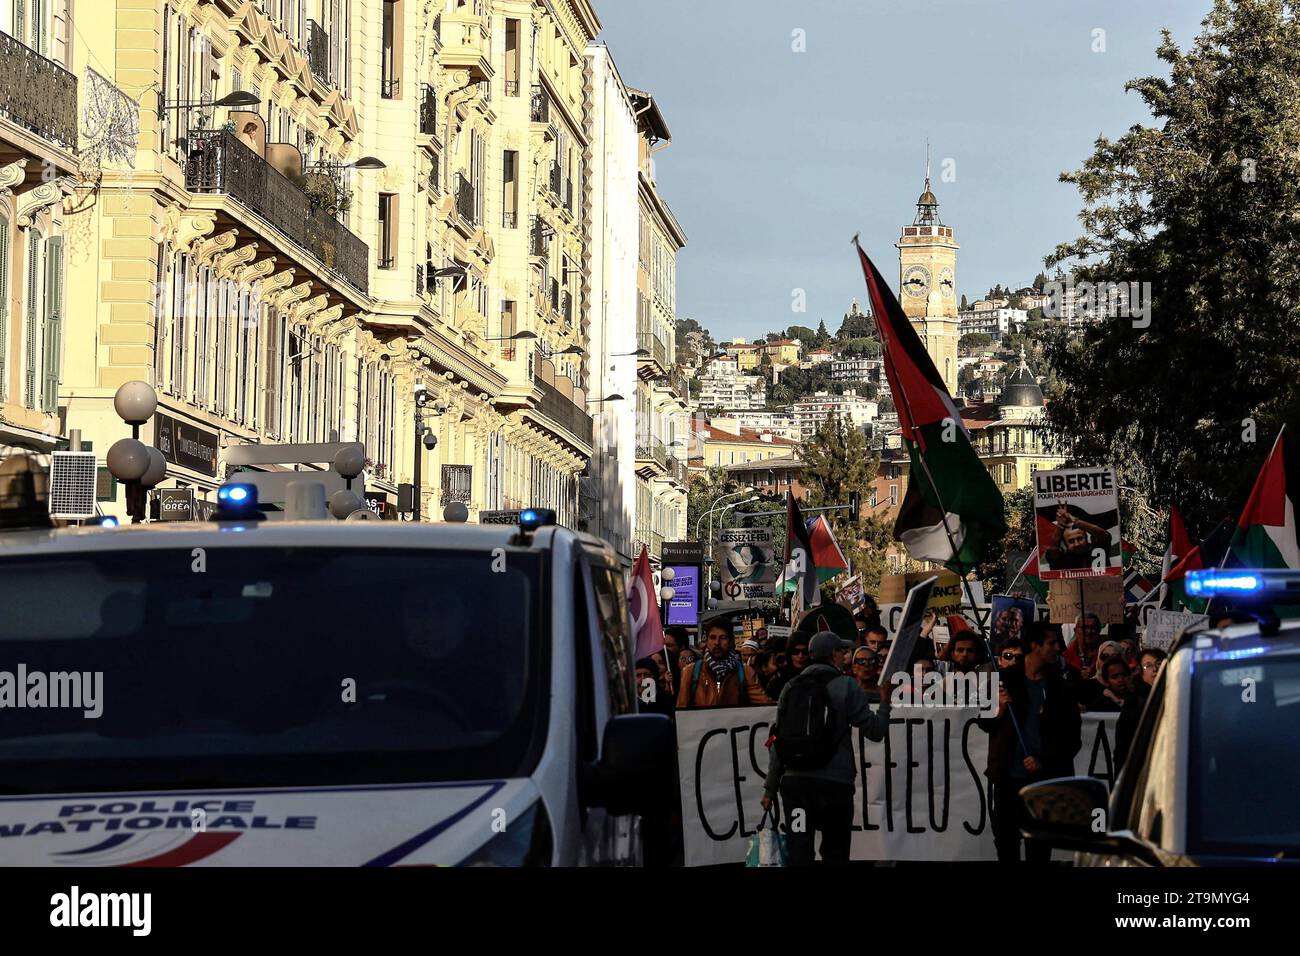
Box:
[719,527,777,599]
[880,570,964,617]
[676,707,1120,866]
[879,576,936,688]
[1033,466,1121,580]
[835,574,866,613]
[1048,577,1125,624]
[990,594,1035,645]
[1141,608,1208,651]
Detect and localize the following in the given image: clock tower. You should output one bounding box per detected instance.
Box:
[896,160,960,395]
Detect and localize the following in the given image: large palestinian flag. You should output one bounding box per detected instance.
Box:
[855,240,1007,573]
[1228,426,1300,570]
[780,515,850,594]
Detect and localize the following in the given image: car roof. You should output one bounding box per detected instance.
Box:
[1171,620,1300,663]
[0,520,615,560]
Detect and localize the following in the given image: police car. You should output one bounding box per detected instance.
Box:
[0,484,674,866]
[1022,569,1300,865]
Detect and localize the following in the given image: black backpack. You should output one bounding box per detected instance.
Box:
[774,669,843,770]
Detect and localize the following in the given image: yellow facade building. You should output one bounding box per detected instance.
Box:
[896,166,959,395]
[34,0,604,525]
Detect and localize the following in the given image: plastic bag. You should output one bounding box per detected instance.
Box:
[745,807,787,867]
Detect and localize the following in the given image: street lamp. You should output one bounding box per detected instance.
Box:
[411,384,448,522]
[587,394,624,406]
[312,156,386,171]
[160,89,261,112]
[659,565,676,625]
[106,381,159,524]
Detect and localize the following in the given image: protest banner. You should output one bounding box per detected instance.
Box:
[676,706,1120,866]
[1141,608,1208,651]
[719,527,777,600]
[880,570,965,617]
[1047,576,1126,624]
[1033,466,1121,580]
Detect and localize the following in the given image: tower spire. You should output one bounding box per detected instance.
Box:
[925,139,931,192]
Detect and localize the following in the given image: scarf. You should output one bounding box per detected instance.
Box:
[706,649,741,685]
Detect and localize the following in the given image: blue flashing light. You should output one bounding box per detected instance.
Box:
[213,482,263,522]
[1185,571,1261,597]
[519,508,556,532]
[98,516,119,528]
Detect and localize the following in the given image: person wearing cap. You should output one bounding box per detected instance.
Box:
[738,639,761,667]
[676,615,772,708]
[761,630,892,866]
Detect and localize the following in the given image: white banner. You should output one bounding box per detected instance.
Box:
[675,705,1120,866]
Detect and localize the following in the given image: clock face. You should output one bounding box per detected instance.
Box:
[939,267,955,297]
[902,265,931,298]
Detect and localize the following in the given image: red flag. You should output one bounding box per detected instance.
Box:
[1169,506,1193,566]
[627,546,664,661]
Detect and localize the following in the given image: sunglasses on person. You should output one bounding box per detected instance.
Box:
[1000,651,1023,662]
[1141,661,1161,671]
[791,648,809,657]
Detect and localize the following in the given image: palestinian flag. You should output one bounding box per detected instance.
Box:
[784,491,819,612]
[855,240,1007,572]
[1228,426,1300,570]
[780,515,850,593]
[1013,547,1048,600]
[1120,539,1157,603]
[1163,518,1232,613]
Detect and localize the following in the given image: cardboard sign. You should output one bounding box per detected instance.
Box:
[880,570,964,617]
[1142,608,1208,651]
[879,576,936,687]
[719,527,776,599]
[1047,577,1125,624]
[1033,466,1121,580]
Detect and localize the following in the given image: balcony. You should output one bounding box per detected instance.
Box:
[536,378,593,447]
[381,78,400,99]
[530,84,549,123]
[307,20,331,85]
[503,210,517,229]
[633,527,664,561]
[637,331,667,371]
[664,455,688,485]
[529,215,549,257]
[419,83,438,136]
[0,30,77,151]
[506,79,519,97]
[438,7,493,83]
[455,172,477,226]
[185,129,369,294]
[635,436,668,479]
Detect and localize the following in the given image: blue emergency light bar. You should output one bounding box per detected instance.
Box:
[1184,568,1300,598]
[212,482,263,522]
[519,508,556,531]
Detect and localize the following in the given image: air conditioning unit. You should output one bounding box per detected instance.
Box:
[48,451,98,519]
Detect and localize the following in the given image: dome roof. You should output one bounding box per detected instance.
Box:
[917,189,939,206]
[999,351,1044,408]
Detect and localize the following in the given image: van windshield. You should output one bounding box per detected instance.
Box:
[1189,654,1300,856]
[0,547,548,793]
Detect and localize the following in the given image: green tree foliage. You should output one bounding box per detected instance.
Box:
[785,325,817,343]
[837,307,875,339]
[800,414,893,593]
[768,362,844,405]
[959,332,994,353]
[1043,0,1300,529]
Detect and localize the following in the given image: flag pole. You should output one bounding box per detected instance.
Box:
[854,235,1027,751]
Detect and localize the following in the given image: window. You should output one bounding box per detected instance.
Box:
[378,193,396,268]
[21,229,43,409]
[504,19,520,95]
[381,0,400,97]
[502,150,517,228]
[0,215,11,402]
[501,299,516,360]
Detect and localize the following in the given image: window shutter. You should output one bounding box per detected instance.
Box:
[0,215,9,401]
[23,233,39,408]
[41,234,62,413]
[15,1,25,52]
[35,0,46,56]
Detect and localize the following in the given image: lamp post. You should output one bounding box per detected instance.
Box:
[106,381,159,524]
[660,566,676,628]
[411,385,447,522]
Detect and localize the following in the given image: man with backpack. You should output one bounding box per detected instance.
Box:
[676,615,772,708]
[761,630,892,866]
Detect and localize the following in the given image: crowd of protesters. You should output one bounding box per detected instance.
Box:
[638,591,1170,867]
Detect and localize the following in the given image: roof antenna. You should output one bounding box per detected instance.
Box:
[925,139,932,191]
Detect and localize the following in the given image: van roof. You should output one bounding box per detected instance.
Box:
[0,519,614,560]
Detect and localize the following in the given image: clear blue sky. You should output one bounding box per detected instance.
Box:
[595,0,1208,342]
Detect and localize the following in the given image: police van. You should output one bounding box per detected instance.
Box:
[1022,569,1300,866]
[0,489,675,866]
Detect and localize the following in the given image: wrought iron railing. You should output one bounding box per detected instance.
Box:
[419,82,437,135]
[633,527,664,560]
[665,455,688,483]
[455,172,476,225]
[505,79,519,97]
[529,215,548,256]
[381,77,400,99]
[536,378,593,446]
[185,129,369,293]
[635,437,667,468]
[0,31,77,149]
[530,84,549,123]
[307,20,331,84]
[503,210,517,228]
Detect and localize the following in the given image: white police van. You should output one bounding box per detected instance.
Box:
[0,488,675,866]
[1022,569,1300,866]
